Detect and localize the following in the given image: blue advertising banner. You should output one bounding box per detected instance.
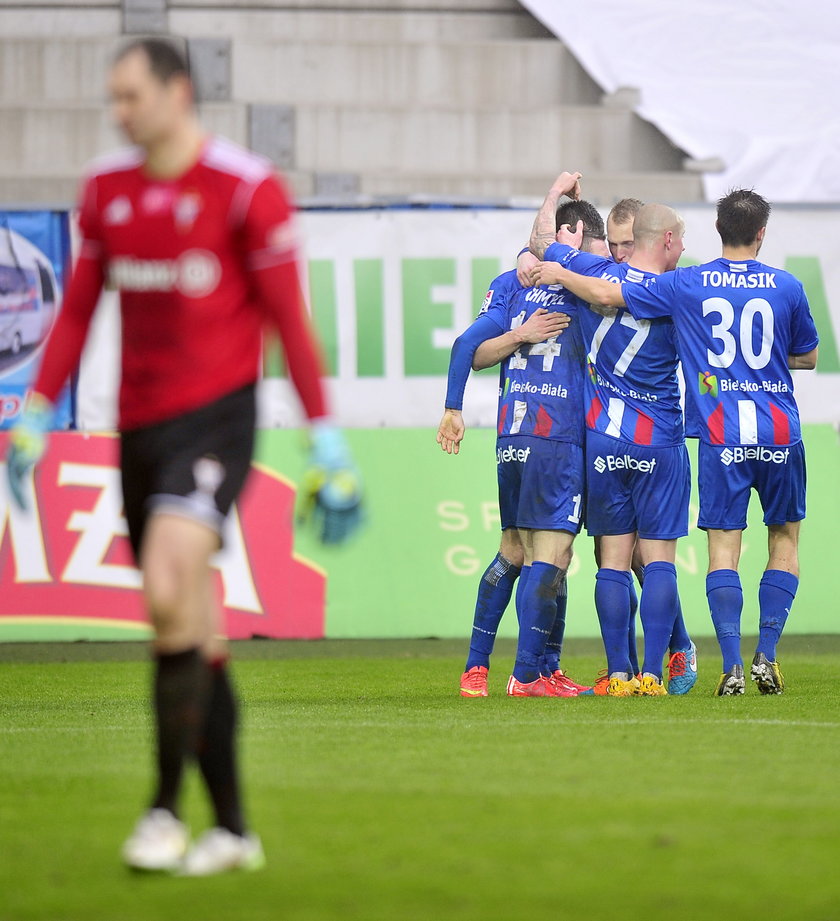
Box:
[0,211,73,430]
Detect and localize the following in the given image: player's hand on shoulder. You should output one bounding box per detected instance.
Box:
[5,393,53,511]
[436,409,465,455]
[299,423,363,545]
[516,250,540,287]
[516,307,569,344]
[529,261,566,288]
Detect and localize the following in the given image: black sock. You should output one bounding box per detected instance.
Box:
[151,647,210,817]
[197,664,245,836]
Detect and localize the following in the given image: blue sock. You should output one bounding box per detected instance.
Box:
[706,569,743,672]
[639,561,679,680]
[595,569,633,676]
[540,577,567,675]
[513,562,564,683]
[669,597,692,652]
[514,565,531,628]
[628,578,640,675]
[465,553,521,671]
[756,569,798,661]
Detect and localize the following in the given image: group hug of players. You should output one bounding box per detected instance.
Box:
[437,171,819,698]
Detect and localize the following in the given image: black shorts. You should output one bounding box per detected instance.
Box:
[120,385,257,559]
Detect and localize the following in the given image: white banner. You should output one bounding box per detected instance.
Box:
[76,206,840,431]
[518,0,840,204]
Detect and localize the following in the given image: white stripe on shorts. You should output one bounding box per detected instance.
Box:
[605,398,625,438]
[510,400,527,434]
[738,400,758,444]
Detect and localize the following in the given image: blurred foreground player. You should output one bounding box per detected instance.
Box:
[5,38,362,874]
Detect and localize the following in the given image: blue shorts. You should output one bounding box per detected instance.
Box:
[497,436,584,533]
[697,440,806,530]
[584,429,690,539]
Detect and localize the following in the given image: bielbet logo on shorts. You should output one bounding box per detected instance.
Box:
[593,455,657,474]
[719,446,790,466]
[496,445,531,464]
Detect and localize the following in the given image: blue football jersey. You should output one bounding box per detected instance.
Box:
[444,270,521,411]
[482,268,585,445]
[622,258,819,447]
[544,243,684,446]
[477,269,520,320]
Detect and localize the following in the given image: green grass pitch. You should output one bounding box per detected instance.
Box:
[1,637,839,921]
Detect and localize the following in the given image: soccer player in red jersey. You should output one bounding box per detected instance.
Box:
[5,37,362,875]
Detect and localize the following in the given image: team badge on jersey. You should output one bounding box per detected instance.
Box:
[141,185,176,215]
[480,289,494,314]
[174,191,203,232]
[699,371,718,397]
[103,195,133,226]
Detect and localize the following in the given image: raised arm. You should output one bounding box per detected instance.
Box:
[528,171,582,259]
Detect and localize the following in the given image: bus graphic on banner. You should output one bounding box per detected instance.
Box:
[0,228,59,372]
[0,213,71,431]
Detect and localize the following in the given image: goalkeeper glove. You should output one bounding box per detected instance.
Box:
[6,393,53,511]
[299,422,363,545]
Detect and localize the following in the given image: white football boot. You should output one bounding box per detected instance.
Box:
[178,827,265,876]
[121,808,189,872]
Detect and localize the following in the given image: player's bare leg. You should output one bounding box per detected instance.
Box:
[766,521,800,577]
[142,513,219,653]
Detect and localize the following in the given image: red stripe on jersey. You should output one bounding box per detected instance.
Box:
[633,410,654,446]
[534,405,553,437]
[707,404,725,444]
[497,404,508,435]
[769,402,790,445]
[585,397,602,431]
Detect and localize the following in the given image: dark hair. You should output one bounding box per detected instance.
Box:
[556,199,605,240]
[716,189,770,247]
[114,37,191,84]
[607,197,644,226]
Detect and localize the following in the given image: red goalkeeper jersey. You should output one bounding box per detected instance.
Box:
[35,136,327,429]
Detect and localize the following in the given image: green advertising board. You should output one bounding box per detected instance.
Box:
[260,423,840,640]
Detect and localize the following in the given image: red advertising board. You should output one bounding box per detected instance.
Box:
[0,432,325,640]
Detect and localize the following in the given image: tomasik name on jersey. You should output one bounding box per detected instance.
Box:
[701,269,777,288]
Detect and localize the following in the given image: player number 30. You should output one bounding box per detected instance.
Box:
[702,296,774,370]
